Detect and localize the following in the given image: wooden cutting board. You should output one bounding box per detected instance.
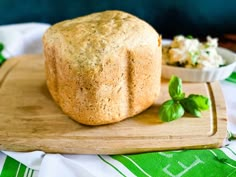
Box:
[0,54,227,154]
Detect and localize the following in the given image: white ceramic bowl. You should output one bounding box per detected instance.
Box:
[162,47,236,82]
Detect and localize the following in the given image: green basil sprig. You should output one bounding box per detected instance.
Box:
[159,75,211,122]
[0,43,6,65]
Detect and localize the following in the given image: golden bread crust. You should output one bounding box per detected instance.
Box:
[43,10,162,125]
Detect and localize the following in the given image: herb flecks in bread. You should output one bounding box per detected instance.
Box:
[43,10,162,125]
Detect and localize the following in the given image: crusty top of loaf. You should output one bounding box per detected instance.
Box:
[43,10,159,72]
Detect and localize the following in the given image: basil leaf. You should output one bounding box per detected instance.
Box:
[189,51,199,66]
[188,94,211,111]
[0,43,4,52]
[186,35,193,39]
[158,100,184,122]
[228,131,236,141]
[180,98,201,117]
[191,108,201,117]
[0,43,6,65]
[0,55,6,65]
[169,75,185,101]
[158,76,211,122]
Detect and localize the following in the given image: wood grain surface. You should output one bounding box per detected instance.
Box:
[0,54,227,154]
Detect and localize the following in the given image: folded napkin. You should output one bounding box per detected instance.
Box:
[0,23,50,58]
[0,23,236,177]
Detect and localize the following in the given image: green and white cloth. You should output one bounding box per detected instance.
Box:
[0,23,236,177]
[0,154,37,177]
[1,143,236,177]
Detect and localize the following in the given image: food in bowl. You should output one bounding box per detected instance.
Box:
[162,36,236,82]
[162,35,225,68]
[43,10,162,125]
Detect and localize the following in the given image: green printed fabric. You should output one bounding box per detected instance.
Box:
[226,72,236,83]
[108,146,236,177]
[0,156,35,177]
[1,146,236,177]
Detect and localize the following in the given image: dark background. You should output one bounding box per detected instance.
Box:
[1,0,236,38]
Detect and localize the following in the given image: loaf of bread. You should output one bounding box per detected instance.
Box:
[43,10,162,125]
